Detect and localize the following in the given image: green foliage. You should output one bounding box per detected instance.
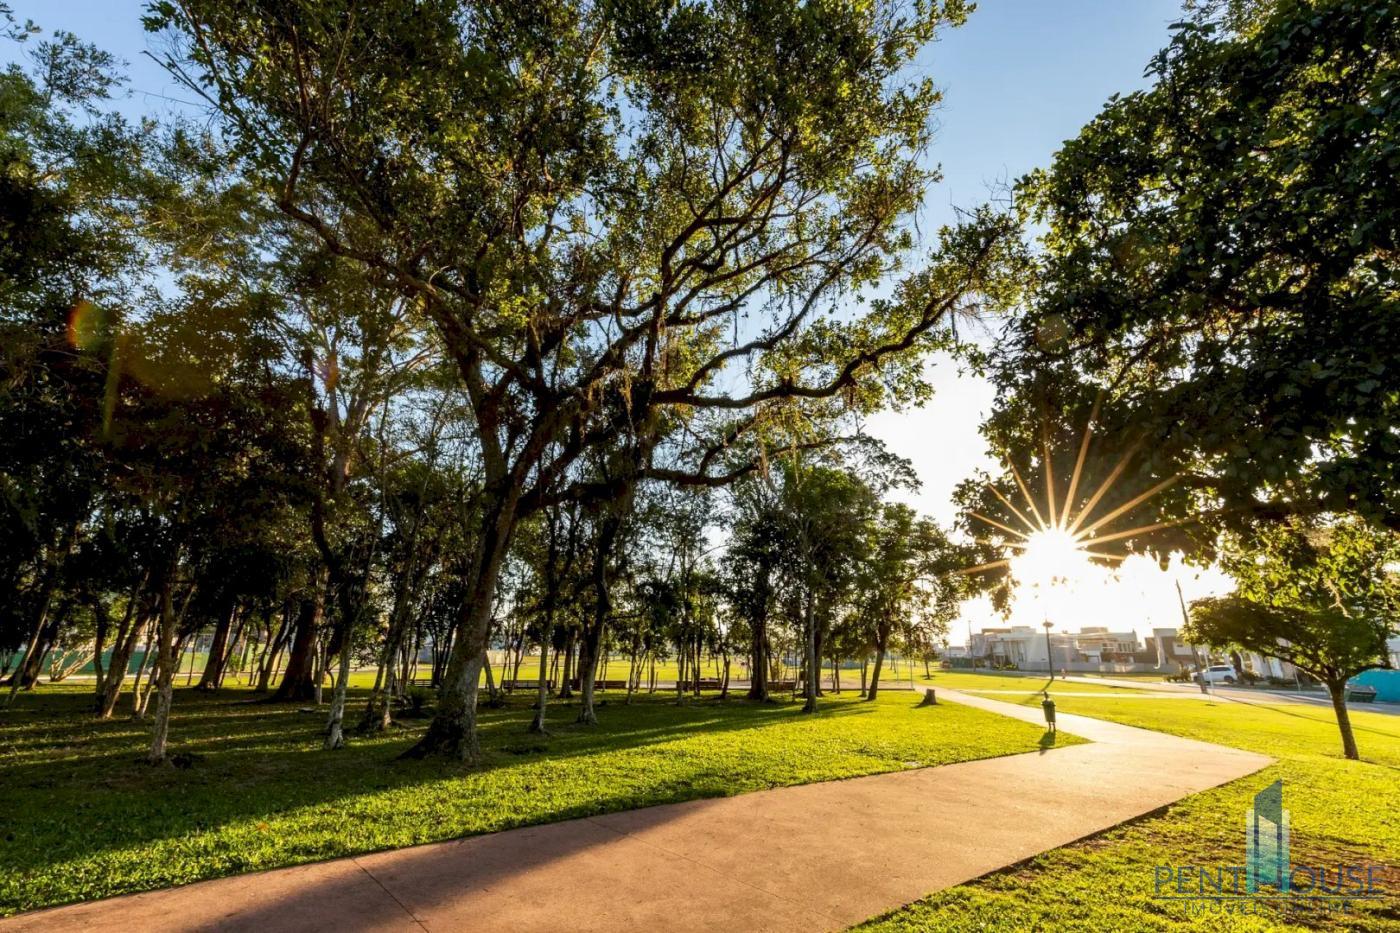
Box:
[979,0,1400,547]
[1186,516,1399,685]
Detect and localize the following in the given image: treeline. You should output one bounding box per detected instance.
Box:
[2,2,1000,763]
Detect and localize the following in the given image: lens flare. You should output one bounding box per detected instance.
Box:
[1012,528,1092,588]
[67,300,107,351]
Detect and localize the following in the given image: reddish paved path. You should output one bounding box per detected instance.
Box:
[1,690,1269,933]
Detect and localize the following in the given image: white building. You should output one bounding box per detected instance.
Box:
[971,626,1050,668]
[1149,628,1201,672]
[1064,627,1139,662]
[970,626,1140,670]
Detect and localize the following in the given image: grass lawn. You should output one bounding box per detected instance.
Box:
[914,670,1154,695]
[1073,670,1181,683]
[0,683,1068,916]
[857,694,1400,932]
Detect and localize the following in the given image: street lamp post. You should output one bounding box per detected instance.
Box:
[1043,619,1054,680]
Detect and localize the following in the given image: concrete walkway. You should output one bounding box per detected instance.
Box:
[2,691,1270,933]
[1054,674,1400,716]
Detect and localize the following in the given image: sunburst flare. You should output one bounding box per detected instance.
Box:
[965,400,1189,582]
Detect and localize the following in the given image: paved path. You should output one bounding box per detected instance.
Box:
[2,691,1270,933]
[1053,674,1400,715]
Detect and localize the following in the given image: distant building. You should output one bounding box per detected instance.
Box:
[972,626,1050,669]
[969,626,1142,671]
[1241,651,1299,682]
[1151,626,1304,681]
[1149,628,1201,672]
[1064,628,1139,662]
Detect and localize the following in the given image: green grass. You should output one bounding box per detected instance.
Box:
[914,670,1154,695]
[857,694,1400,932]
[1073,670,1181,682]
[0,682,1067,915]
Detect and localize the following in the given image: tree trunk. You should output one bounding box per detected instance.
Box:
[577,515,620,726]
[558,630,575,698]
[577,624,602,724]
[196,597,237,689]
[12,616,59,691]
[511,640,524,689]
[272,579,325,702]
[482,647,500,705]
[3,518,78,704]
[98,578,146,716]
[362,577,415,731]
[148,549,181,764]
[401,490,517,763]
[867,650,886,701]
[102,616,143,717]
[256,603,291,692]
[128,617,158,719]
[180,630,201,685]
[323,630,354,750]
[1327,679,1360,761]
[747,599,770,702]
[802,590,818,714]
[867,617,891,701]
[90,596,110,695]
[312,635,327,705]
[528,618,552,734]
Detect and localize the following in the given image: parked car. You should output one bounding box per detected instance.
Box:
[1195,664,1238,685]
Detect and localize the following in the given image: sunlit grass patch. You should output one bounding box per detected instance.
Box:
[0,683,1063,914]
[857,696,1400,932]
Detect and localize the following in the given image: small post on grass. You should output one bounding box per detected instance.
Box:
[1041,690,1056,733]
[918,687,937,707]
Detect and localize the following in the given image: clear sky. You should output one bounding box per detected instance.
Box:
[6,1,1202,639]
[868,0,1185,527]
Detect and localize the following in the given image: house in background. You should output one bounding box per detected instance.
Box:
[1149,628,1201,673]
[1064,628,1139,663]
[971,627,1049,669]
[968,626,1149,673]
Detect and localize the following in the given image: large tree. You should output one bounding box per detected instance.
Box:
[988,0,1400,538]
[152,0,1013,761]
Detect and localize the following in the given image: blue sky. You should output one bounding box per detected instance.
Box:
[915,0,1181,229]
[5,0,1186,525]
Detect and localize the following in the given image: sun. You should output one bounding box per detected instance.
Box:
[958,397,1188,583]
[1012,528,1093,589]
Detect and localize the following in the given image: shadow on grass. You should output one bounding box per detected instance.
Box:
[1,684,938,912]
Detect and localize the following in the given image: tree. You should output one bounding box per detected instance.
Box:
[1185,516,1399,760]
[153,0,1013,761]
[992,0,1400,539]
[0,29,148,702]
[779,463,877,712]
[855,504,961,700]
[724,481,786,702]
